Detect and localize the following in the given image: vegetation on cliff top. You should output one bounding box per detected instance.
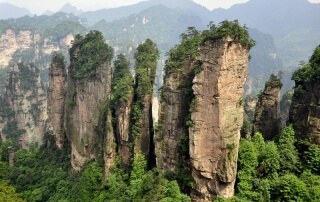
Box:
[69,30,113,79]
[51,52,66,69]
[131,39,159,140]
[165,20,254,75]
[111,54,133,108]
[292,45,320,83]
[265,74,283,88]
[134,38,159,99]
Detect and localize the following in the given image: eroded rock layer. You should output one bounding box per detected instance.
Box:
[115,96,133,165]
[156,37,249,201]
[0,29,74,68]
[253,77,281,140]
[47,53,67,149]
[65,61,114,170]
[5,63,47,148]
[190,38,249,201]
[289,82,320,145]
[155,59,194,171]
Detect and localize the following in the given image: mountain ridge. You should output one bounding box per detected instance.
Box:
[0,3,32,19]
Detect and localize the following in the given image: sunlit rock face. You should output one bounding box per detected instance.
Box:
[156,37,249,201]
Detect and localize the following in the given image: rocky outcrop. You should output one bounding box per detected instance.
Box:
[132,39,159,165]
[64,31,115,172]
[289,82,320,145]
[110,54,134,165]
[190,38,249,201]
[280,89,294,129]
[5,63,47,148]
[47,53,67,149]
[155,36,250,201]
[8,146,14,166]
[114,96,133,165]
[253,75,281,140]
[289,44,320,145]
[155,59,193,172]
[65,61,114,170]
[0,29,74,69]
[0,30,39,67]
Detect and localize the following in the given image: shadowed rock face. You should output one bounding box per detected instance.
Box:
[47,58,67,149]
[253,85,281,140]
[156,37,249,201]
[289,82,320,145]
[64,59,114,171]
[115,96,133,165]
[5,64,47,148]
[155,59,194,172]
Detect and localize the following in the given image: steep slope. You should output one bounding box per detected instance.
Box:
[47,52,67,149]
[3,63,47,148]
[64,31,115,171]
[131,39,159,165]
[111,54,134,165]
[289,45,320,145]
[155,21,253,201]
[190,37,249,201]
[0,13,86,93]
[92,5,281,96]
[253,74,282,140]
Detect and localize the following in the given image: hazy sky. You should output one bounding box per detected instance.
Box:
[1,0,320,14]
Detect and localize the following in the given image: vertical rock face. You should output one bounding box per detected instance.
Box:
[132,39,159,165]
[0,30,38,68]
[8,146,14,167]
[0,29,74,69]
[252,75,281,140]
[280,89,294,129]
[156,34,250,201]
[133,94,154,162]
[111,54,134,165]
[47,53,67,149]
[190,38,249,201]
[289,45,320,145]
[289,82,320,144]
[65,61,114,170]
[5,63,47,148]
[155,60,193,171]
[114,96,133,164]
[64,31,115,171]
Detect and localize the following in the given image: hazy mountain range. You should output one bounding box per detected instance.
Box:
[0,0,319,94]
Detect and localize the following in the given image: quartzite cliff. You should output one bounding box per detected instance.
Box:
[289,45,320,145]
[253,74,282,140]
[155,23,252,200]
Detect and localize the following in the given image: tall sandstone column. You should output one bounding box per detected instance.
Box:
[190,38,249,200]
[63,31,115,173]
[47,53,67,149]
[252,75,282,140]
[156,36,249,201]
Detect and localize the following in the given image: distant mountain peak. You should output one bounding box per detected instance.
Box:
[0,3,32,19]
[58,3,83,15]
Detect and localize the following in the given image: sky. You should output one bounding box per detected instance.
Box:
[1,0,320,15]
